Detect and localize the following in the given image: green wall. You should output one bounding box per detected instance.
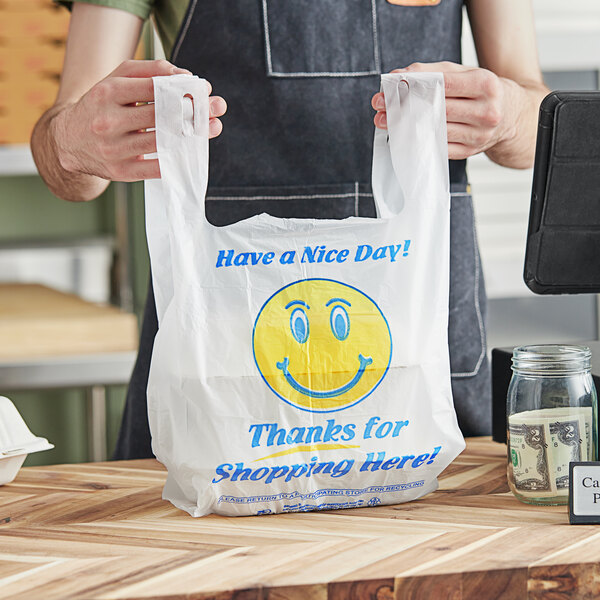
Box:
[0,177,149,466]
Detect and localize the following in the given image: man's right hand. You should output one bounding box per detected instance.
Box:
[53,59,227,182]
[31,3,227,202]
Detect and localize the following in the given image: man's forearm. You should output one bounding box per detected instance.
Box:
[31,104,109,203]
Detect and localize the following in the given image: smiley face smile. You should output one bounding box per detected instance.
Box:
[276,354,374,399]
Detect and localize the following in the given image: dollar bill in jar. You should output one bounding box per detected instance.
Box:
[509,407,591,499]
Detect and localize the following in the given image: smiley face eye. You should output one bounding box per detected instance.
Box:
[330,305,350,341]
[290,308,309,344]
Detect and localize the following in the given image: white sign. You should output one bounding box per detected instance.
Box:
[570,463,600,524]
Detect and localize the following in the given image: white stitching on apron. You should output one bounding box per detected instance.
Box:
[206,192,374,201]
[171,0,199,62]
[263,0,382,77]
[262,0,274,75]
[450,213,486,379]
[371,0,381,73]
[268,71,381,78]
[207,191,468,201]
[354,182,360,216]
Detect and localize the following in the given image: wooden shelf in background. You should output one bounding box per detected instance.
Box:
[0,283,138,360]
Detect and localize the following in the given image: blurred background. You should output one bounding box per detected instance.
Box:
[0,0,598,466]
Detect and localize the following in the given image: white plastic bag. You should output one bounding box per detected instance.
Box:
[146,72,465,517]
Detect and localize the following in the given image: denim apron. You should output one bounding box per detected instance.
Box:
[113,0,491,459]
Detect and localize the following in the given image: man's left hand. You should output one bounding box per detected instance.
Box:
[371,61,523,161]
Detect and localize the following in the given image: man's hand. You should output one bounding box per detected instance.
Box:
[372,62,513,160]
[371,61,548,169]
[53,59,227,182]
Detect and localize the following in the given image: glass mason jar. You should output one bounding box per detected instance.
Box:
[507,345,597,505]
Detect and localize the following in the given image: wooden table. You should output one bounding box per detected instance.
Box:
[0,437,598,600]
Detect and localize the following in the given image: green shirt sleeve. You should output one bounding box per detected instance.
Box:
[54,0,153,22]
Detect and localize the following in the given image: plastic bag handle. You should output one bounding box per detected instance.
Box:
[152,74,210,219]
[372,73,450,219]
[146,75,211,324]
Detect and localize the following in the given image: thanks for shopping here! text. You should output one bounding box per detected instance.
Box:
[211,416,442,485]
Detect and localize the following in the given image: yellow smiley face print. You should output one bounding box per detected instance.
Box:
[252,279,392,412]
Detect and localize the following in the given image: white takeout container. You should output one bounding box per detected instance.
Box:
[0,396,53,485]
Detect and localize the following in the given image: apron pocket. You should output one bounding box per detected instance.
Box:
[262,0,381,77]
[448,192,487,378]
[205,183,375,225]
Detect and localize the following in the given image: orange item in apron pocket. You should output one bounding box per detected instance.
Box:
[386,0,441,6]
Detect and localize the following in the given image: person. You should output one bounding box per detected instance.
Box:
[31,0,549,459]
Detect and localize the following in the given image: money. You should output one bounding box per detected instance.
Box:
[518,407,592,462]
[548,418,584,491]
[509,421,553,496]
[508,407,593,498]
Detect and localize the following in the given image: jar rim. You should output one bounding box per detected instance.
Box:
[511,344,592,374]
[512,344,591,361]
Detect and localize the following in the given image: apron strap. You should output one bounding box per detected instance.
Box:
[372,73,449,219]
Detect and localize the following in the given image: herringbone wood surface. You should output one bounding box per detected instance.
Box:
[0,438,594,599]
